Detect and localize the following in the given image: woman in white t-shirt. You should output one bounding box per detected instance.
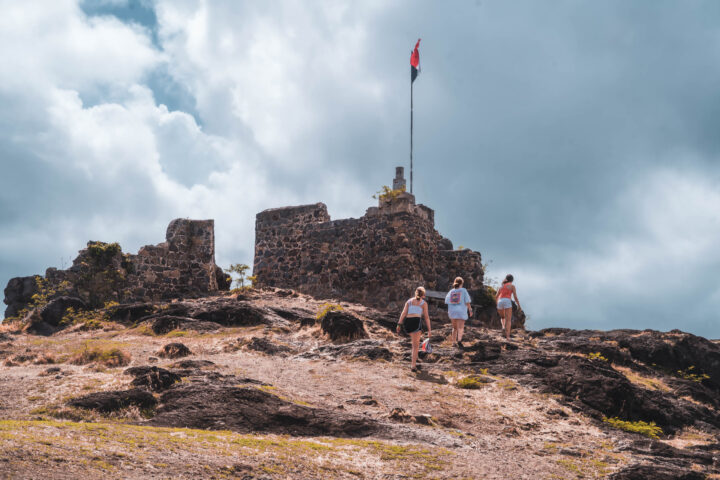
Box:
[445,277,472,349]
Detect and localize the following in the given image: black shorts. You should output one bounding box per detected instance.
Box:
[404,317,422,334]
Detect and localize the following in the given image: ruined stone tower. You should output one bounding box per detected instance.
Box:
[253,168,484,310]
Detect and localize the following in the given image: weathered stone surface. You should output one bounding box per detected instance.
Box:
[157,343,192,359]
[124,366,181,391]
[67,388,157,413]
[246,337,294,355]
[4,219,228,319]
[3,275,38,318]
[608,464,706,480]
[321,311,367,342]
[302,339,393,361]
[150,315,220,335]
[148,384,379,437]
[191,302,267,326]
[40,296,87,327]
[253,170,483,313]
[107,303,155,324]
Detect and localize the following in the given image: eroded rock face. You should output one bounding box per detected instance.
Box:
[157,343,192,359]
[40,296,87,327]
[608,464,706,480]
[3,276,38,318]
[148,384,379,437]
[3,219,228,319]
[321,311,367,342]
[67,389,157,413]
[124,366,181,392]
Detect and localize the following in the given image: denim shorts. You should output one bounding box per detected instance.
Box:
[497,298,512,309]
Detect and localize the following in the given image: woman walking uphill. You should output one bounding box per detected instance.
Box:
[445,277,472,349]
[396,287,432,372]
[496,274,521,339]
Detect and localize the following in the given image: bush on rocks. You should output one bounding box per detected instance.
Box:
[157,342,192,359]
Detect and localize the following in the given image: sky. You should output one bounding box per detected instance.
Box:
[1,0,719,338]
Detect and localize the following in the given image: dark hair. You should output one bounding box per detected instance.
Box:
[453,276,464,288]
[502,274,514,285]
[415,286,426,300]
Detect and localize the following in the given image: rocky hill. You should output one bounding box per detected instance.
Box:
[0,288,718,479]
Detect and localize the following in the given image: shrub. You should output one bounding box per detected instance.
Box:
[456,376,490,389]
[602,417,663,439]
[60,307,105,330]
[225,264,251,289]
[677,366,710,383]
[587,352,608,362]
[372,185,406,202]
[316,303,343,320]
[69,346,131,367]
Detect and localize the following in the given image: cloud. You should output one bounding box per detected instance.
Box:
[1,1,719,338]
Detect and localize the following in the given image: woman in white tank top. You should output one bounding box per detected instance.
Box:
[396,286,432,372]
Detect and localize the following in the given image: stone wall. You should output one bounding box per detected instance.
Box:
[253,168,484,311]
[3,219,228,318]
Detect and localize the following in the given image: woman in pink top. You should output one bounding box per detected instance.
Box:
[496,274,521,339]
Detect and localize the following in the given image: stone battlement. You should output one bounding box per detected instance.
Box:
[253,168,483,310]
[3,219,229,318]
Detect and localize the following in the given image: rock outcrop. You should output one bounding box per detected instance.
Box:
[3,219,230,319]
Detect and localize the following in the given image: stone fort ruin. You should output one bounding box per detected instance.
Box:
[5,167,521,328]
[3,219,230,318]
[253,167,485,311]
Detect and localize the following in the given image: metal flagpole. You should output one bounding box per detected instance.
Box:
[410,74,414,194]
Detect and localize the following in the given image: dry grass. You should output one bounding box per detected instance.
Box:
[613,365,670,392]
[68,346,130,367]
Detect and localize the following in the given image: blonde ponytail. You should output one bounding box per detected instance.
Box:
[415,286,425,300]
[453,277,464,289]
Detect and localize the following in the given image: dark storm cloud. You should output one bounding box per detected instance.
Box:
[1,1,719,337]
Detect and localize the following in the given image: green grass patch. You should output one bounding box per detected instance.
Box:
[315,303,343,320]
[586,352,608,362]
[603,417,663,439]
[455,375,490,389]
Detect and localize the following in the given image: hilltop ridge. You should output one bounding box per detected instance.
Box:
[0,288,718,479]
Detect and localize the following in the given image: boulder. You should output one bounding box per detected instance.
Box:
[40,296,87,327]
[124,366,181,391]
[246,337,294,356]
[157,342,192,359]
[321,311,367,342]
[150,315,220,335]
[191,302,267,326]
[106,303,155,324]
[3,275,39,318]
[67,388,157,413]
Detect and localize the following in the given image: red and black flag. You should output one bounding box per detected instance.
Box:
[410,39,421,83]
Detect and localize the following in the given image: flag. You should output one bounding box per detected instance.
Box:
[410,39,421,83]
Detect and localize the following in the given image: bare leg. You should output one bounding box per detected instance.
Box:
[457,319,465,342]
[450,318,458,344]
[497,309,505,332]
[410,331,421,368]
[503,308,512,339]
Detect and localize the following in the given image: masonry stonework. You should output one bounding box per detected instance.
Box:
[253,168,484,311]
[3,219,228,318]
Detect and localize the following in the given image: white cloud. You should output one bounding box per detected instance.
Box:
[503,168,720,336]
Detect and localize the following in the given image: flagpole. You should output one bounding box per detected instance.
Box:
[410,71,414,194]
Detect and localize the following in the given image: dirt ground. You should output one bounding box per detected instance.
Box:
[0,291,713,479]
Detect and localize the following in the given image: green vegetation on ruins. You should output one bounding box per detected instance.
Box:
[372,184,406,202]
